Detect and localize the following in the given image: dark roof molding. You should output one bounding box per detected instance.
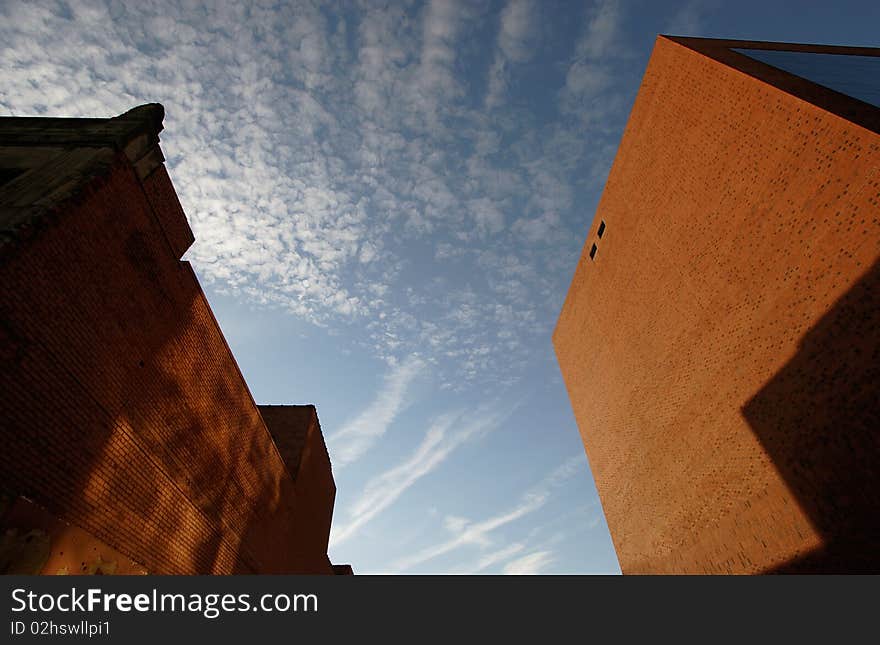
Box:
[0,104,167,254]
[0,103,165,154]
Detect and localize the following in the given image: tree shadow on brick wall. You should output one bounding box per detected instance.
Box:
[0,164,331,574]
[741,257,880,573]
[82,268,329,574]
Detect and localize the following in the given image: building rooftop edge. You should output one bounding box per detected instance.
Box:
[256,404,335,481]
[659,35,880,57]
[0,104,168,257]
[0,103,165,148]
[656,36,880,135]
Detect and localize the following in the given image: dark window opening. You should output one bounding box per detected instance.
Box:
[589,243,597,260]
[597,220,606,238]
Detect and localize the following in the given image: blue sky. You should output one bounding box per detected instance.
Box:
[2,0,877,574]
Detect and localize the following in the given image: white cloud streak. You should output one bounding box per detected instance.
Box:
[503,550,554,574]
[392,455,584,571]
[664,0,718,36]
[474,542,526,572]
[331,406,504,546]
[327,356,424,468]
[560,0,621,104]
[485,0,539,108]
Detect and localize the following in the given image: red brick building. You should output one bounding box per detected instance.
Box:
[0,104,349,574]
[553,37,879,573]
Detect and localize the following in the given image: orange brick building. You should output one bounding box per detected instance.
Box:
[554,37,879,573]
[0,104,349,574]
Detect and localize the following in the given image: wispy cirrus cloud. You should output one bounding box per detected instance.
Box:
[469,542,527,573]
[327,355,424,468]
[331,405,505,545]
[502,550,555,575]
[392,455,583,571]
[664,0,719,36]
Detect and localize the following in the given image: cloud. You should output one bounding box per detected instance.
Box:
[476,543,526,571]
[392,455,584,571]
[419,0,466,99]
[575,0,621,60]
[0,0,637,389]
[443,515,472,535]
[393,490,545,570]
[559,0,626,115]
[327,356,424,468]
[664,0,718,36]
[485,0,539,108]
[452,542,527,574]
[498,0,539,62]
[331,406,503,545]
[503,550,554,574]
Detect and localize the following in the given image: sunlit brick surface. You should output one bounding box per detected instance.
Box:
[553,37,880,573]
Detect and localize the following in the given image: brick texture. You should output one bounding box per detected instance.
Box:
[1,150,334,574]
[258,406,336,559]
[553,37,880,573]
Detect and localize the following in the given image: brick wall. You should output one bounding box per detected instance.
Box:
[553,37,880,573]
[0,495,148,575]
[258,406,336,563]
[0,154,333,574]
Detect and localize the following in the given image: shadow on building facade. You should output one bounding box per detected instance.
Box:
[743,258,879,572]
[0,104,350,575]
